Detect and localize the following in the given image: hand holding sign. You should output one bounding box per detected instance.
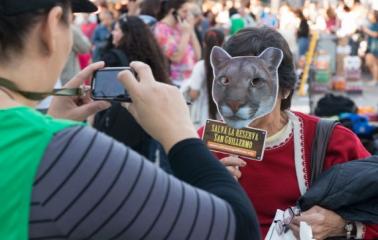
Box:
[220,156,246,181]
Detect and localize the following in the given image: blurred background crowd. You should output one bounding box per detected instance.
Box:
[69,0,378,79]
[57,0,378,153]
[68,0,378,82]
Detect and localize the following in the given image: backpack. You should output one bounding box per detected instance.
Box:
[314,93,357,117]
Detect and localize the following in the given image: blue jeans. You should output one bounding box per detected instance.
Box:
[298,37,309,56]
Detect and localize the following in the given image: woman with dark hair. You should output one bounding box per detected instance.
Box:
[0,0,260,239]
[154,0,201,86]
[199,27,378,239]
[104,15,170,83]
[183,28,225,128]
[295,9,310,57]
[95,15,171,170]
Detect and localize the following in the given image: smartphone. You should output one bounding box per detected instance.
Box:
[91,67,133,102]
[172,9,179,22]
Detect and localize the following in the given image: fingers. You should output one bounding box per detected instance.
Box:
[293,215,313,225]
[65,61,105,88]
[118,69,140,100]
[220,156,247,167]
[226,166,242,179]
[129,61,155,84]
[177,16,183,24]
[73,100,111,121]
[221,156,245,180]
[291,216,301,226]
[288,224,300,239]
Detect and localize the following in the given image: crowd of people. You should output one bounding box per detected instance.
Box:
[65,0,378,128]
[1,0,378,239]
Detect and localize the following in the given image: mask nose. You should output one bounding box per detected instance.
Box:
[227,100,243,113]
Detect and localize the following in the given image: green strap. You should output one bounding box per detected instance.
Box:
[0,77,85,101]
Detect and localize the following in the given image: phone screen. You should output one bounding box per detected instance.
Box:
[91,67,131,101]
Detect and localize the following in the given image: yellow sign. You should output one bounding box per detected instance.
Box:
[202,120,267,160]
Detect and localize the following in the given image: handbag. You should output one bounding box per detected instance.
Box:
[310,119,339,185]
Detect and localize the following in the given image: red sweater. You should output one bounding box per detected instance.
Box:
[199,111,378,239]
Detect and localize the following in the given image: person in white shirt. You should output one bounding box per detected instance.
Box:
[182,28,225,128]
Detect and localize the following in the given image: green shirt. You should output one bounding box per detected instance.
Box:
[0,107,82,239]
[230,16,245,35]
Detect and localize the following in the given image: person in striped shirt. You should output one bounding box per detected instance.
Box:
[0,0,260,239]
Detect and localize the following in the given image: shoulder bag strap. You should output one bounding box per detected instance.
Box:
[310,119,339,185]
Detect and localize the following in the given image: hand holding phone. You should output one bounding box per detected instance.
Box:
[49,62,111,121]
[91,67,135,102]
[177,18,192,34]
[118,61,198,152]
[172,9,179,22]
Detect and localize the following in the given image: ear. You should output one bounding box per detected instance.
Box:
[39,6,64,55]
[258,47,284,70]
[210,46,231,70]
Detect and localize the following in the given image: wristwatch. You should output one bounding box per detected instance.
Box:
[345,222,357,239]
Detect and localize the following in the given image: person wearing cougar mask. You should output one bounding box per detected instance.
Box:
[199,27,378,239]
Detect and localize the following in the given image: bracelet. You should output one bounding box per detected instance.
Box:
[345,222,357,239]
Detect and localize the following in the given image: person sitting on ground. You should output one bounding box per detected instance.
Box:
[199,27,378,239]
[0,1,261,239]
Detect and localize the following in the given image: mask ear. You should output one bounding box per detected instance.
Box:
[258,47,284,70]
[210,46,231,71]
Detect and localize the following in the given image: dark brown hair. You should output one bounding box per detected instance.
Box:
[118,16,170,84]
[294,9,306,21]
[157,0,187,20]
[204,28,225,119]
[0,0,71,63]
[223,27,297,110]
[140,0,161,18]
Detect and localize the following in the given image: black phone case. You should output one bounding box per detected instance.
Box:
[91,67,134,102]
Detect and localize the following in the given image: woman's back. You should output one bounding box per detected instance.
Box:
[0,107,80,239]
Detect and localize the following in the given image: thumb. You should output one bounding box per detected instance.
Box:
[65,61,105,88]
[74,101,111,120]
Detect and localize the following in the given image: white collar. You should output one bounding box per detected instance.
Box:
[265,116,293,150]
[286,111,307,195]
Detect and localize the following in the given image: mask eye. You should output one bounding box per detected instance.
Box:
[219,77,230,86]
[251,77,264,87]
